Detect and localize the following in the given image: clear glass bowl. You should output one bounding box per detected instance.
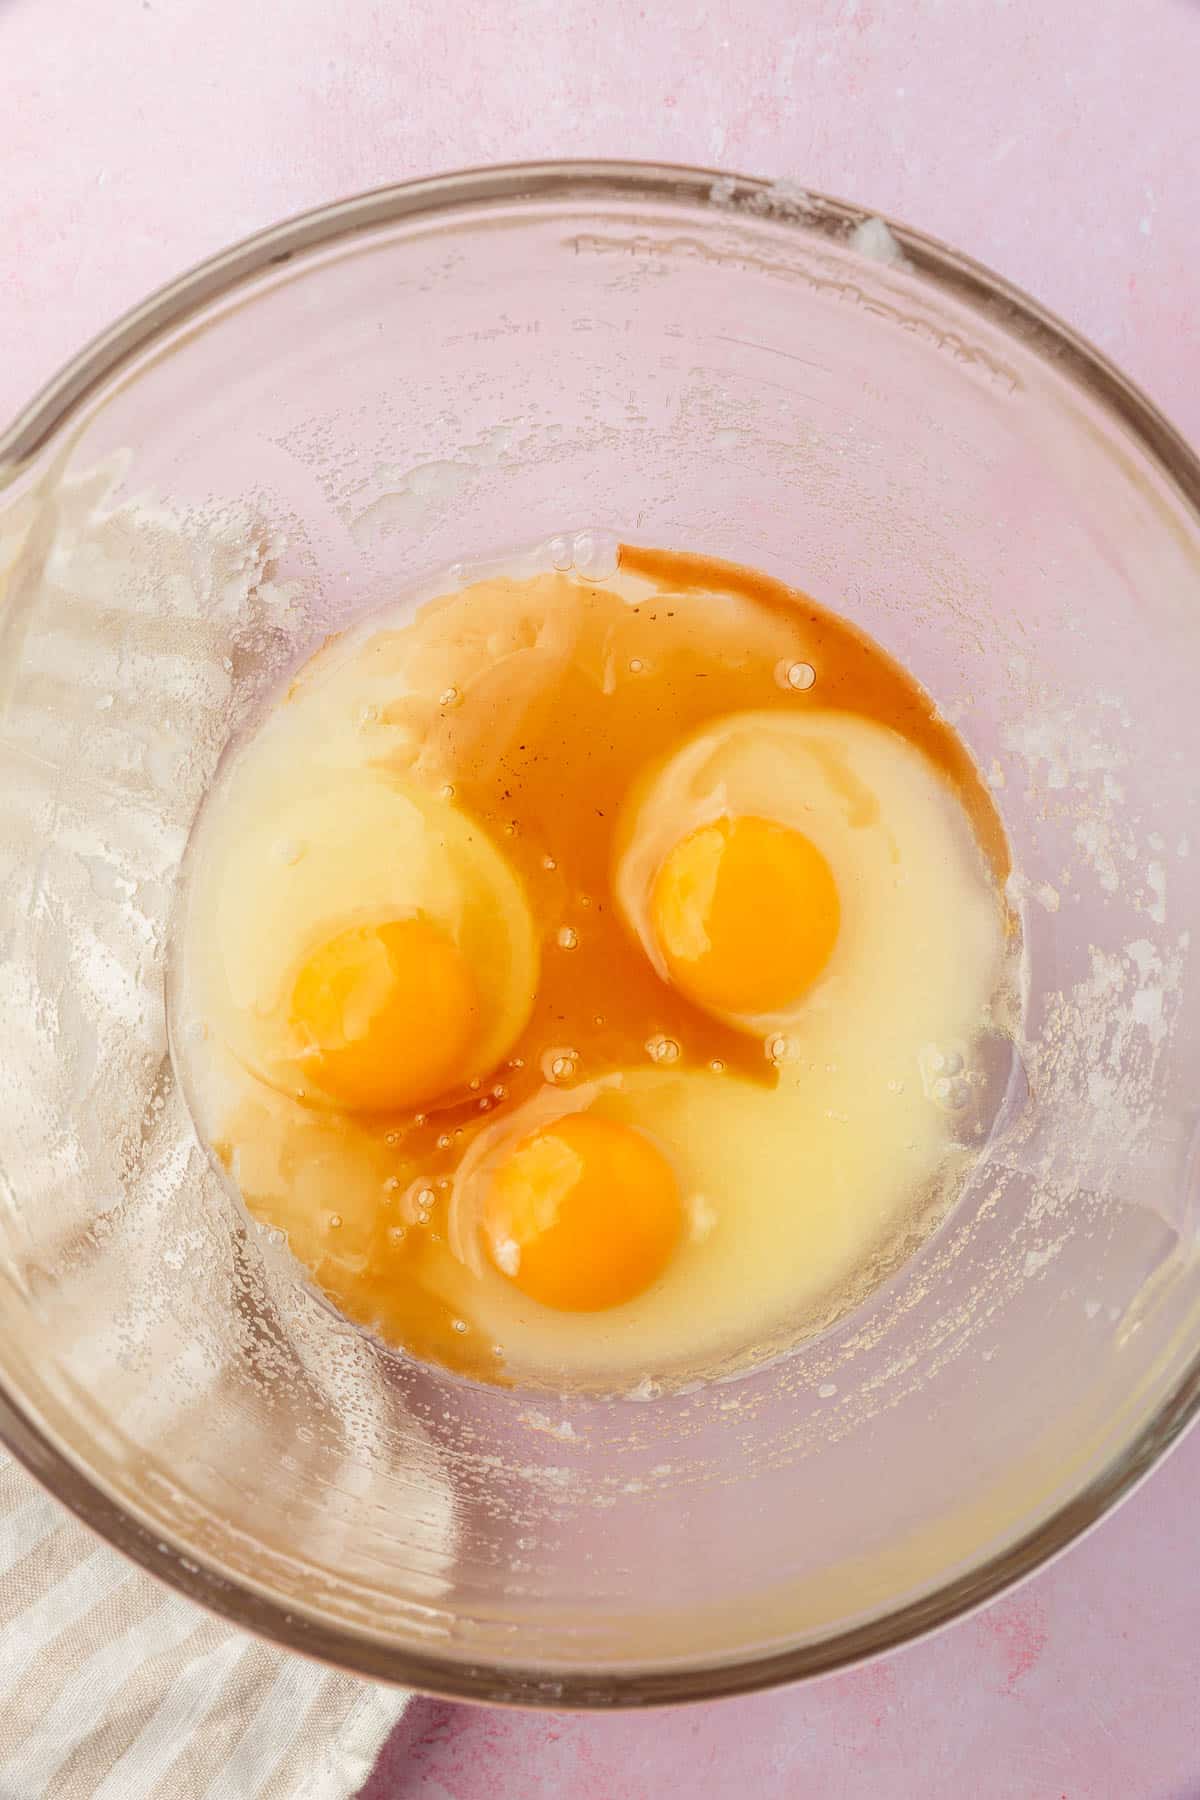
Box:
[2,162,1200,1706]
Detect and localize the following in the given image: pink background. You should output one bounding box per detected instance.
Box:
[4,1,1200,1794]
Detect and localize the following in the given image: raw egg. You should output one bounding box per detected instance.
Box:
[289,916,480,1114]
[480,1111,682,1312]
[649,814,841,1019]
[183,768,538,1116]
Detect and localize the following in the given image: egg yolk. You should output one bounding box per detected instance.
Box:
[289,916,478,1112]
[482,1113,683,1311]
[650,815,840,1018]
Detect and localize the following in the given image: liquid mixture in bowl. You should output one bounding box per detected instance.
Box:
[173,541,1017,1391]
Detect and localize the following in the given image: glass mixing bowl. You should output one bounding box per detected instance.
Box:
[2,162,1200,1706]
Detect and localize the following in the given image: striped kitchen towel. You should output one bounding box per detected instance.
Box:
[0,472,412,1798]
[0,1449,408,1800]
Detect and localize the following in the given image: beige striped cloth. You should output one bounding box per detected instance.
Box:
[0,471,415,1796]
[0,1449,409,1800]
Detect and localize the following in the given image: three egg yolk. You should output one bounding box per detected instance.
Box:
[290,916,479,1113]
[482,1113,683,1311]
[650,814,840,1017]
[287,813,838,1313]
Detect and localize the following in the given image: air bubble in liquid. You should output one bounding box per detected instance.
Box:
[947,1031,1030,1150]
[543,1047,579,1083]
[547,534,573,572]
[777,660,816,692]
[572,529,620,580]
[923,1042,974,1113]
[646,1034,681,1065]
[557,925,578,950]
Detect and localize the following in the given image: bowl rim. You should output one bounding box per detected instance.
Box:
[3,157,1200,1708]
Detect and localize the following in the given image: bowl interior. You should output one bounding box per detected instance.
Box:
[2,166,1200,1702]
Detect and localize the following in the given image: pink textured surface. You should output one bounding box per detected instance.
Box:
[363,1418,1200,1796]
[4,2,1200,1795]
